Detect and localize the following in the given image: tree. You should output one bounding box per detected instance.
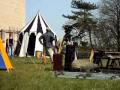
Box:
[100,0,120,51]
[63,0,98,48]
[93,20,117,51]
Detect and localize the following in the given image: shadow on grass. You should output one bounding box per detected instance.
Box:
[24,61,41,64]
[44,67,52,71]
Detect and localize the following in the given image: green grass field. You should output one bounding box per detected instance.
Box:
[0,57,120,90]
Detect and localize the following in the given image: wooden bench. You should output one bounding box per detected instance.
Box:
[94,51,120,69]
[105,53,120,69]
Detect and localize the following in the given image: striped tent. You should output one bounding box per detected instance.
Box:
[14,12,56,57]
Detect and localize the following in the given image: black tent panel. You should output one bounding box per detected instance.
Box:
[41,16,48,28]
[14,33,23,56]
[37,16,43,34]
[27,33,36,56]
[24,16,36,33]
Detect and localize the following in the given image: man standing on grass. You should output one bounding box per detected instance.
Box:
[39,28,56,64]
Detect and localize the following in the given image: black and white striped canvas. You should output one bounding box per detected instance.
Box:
[14,12,56,57]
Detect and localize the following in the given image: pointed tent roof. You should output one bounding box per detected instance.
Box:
[20,12,55,35]
[14,12,57,57]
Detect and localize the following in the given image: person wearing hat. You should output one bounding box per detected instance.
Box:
[39,27,56,64]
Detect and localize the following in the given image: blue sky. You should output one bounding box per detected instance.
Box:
[26,0,99,39]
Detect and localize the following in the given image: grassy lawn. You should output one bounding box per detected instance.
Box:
[0,57,120,90]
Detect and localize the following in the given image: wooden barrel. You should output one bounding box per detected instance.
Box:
[53,54,63,71]
[36,51,42,60]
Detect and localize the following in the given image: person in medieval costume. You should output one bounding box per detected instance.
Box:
[8,33,14,58]
[6,39,9,54]
[39,28,56,64]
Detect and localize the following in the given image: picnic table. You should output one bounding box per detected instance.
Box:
[105,54,120,69]
[93,51,120,69]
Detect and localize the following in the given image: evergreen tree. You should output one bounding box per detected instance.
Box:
[63,0,98,48]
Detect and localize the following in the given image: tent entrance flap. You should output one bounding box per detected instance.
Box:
[14,33,23,56]
[27,33,36,56]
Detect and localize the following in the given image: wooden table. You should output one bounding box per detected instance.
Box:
[106,55,120,69]
[93,51,120,69]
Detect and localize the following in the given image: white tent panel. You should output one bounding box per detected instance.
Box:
[29,15,38,35]
[19,33,29,57]
[35,33,43,52]
[39,14,46,34]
